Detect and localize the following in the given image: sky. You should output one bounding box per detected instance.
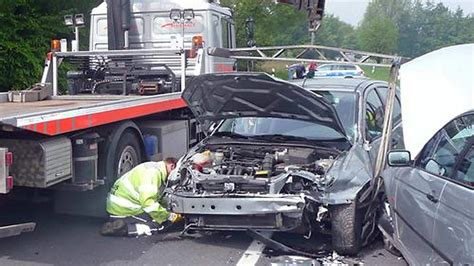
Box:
[325,0,474,26]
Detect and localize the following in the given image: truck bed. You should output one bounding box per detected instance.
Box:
[0,99,103,118]
[0,93,186,136]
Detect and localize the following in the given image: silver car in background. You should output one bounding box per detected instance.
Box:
[380,110,474,265]
[315,63,365,78]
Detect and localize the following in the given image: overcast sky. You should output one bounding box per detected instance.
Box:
[325,0,474,26]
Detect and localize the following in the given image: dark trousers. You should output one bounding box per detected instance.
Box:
[108,213,159,236]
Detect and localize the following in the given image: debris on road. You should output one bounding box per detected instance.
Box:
[270,255,318,266]
[247,229,330,259]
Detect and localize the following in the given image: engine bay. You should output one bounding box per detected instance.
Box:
[175,144,340,195]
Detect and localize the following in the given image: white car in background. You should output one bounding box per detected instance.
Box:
[315,63,365,78]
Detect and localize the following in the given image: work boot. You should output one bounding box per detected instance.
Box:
[100,219,128,236]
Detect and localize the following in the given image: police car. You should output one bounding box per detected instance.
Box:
[315,63,365,78]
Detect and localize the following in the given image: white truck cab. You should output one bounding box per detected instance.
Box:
[89,0,236,74]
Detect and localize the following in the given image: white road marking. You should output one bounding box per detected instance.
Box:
[236,232,273,266]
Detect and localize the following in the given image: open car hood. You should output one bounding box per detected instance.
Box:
[182,73,347,136]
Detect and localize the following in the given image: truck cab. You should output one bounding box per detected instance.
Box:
[89,0,236,75]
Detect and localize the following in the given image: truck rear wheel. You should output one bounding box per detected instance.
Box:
[112,130,142,181]
[330,201,362,256]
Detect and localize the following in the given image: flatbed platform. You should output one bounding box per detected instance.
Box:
[0,93,186,136]
[0,99,104,118]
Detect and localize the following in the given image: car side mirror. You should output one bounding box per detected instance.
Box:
[387,150,412,167]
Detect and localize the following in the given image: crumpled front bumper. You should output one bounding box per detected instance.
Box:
[168,193,307,231]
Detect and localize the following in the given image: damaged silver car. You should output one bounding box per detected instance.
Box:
[379,111,474,264]
[168,73,403,255]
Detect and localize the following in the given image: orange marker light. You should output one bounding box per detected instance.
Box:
[192,35,204,49]
[51,39,61,52]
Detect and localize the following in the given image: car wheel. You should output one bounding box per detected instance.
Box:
[330,200,362,256]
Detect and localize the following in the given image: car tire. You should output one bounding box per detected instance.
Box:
[330,201,362,256]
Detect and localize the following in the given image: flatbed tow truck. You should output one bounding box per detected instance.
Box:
[0,0,236,237]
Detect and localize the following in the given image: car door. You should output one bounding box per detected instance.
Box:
[431,114,474,264]
[315,65,332,77]
[394,116,470,264]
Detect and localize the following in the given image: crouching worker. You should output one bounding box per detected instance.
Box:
[100,158,182,237]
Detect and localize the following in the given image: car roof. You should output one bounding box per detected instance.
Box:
[456,109,474,118]
[290,78,385,93]
[318,63,358,67]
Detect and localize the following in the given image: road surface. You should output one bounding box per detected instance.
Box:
[0,201,406,266]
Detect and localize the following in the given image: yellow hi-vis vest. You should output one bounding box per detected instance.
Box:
[106,161,170,224]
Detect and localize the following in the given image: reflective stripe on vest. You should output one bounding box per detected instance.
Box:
[138,184,158,194]
[109,194,141,210]
[143,202,161,213]
[120,176,140,200]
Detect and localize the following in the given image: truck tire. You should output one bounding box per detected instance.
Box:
[330,201,362,256]
[110,130,142,182]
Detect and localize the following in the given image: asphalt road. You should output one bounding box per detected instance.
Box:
[0,202,407,266]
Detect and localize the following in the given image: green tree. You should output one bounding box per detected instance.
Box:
[221,0,357,49]
[357,14,399,54]
[316,14,357,49]
[0,0,99,92]
[362,0,412,28]
[359,0,474,57]
[399,1,474,57]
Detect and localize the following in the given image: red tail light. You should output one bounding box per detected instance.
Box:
[7,176,13,190]
[5,152,13,167]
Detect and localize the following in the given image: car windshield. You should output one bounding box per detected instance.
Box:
[311,90,357,141]
[216,117,346,141]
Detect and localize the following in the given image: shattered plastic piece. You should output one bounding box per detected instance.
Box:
[316,206,328,222]
[270,255,317,266]
[319,252,348,266]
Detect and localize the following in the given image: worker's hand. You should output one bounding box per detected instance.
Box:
[167,212,183,223]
